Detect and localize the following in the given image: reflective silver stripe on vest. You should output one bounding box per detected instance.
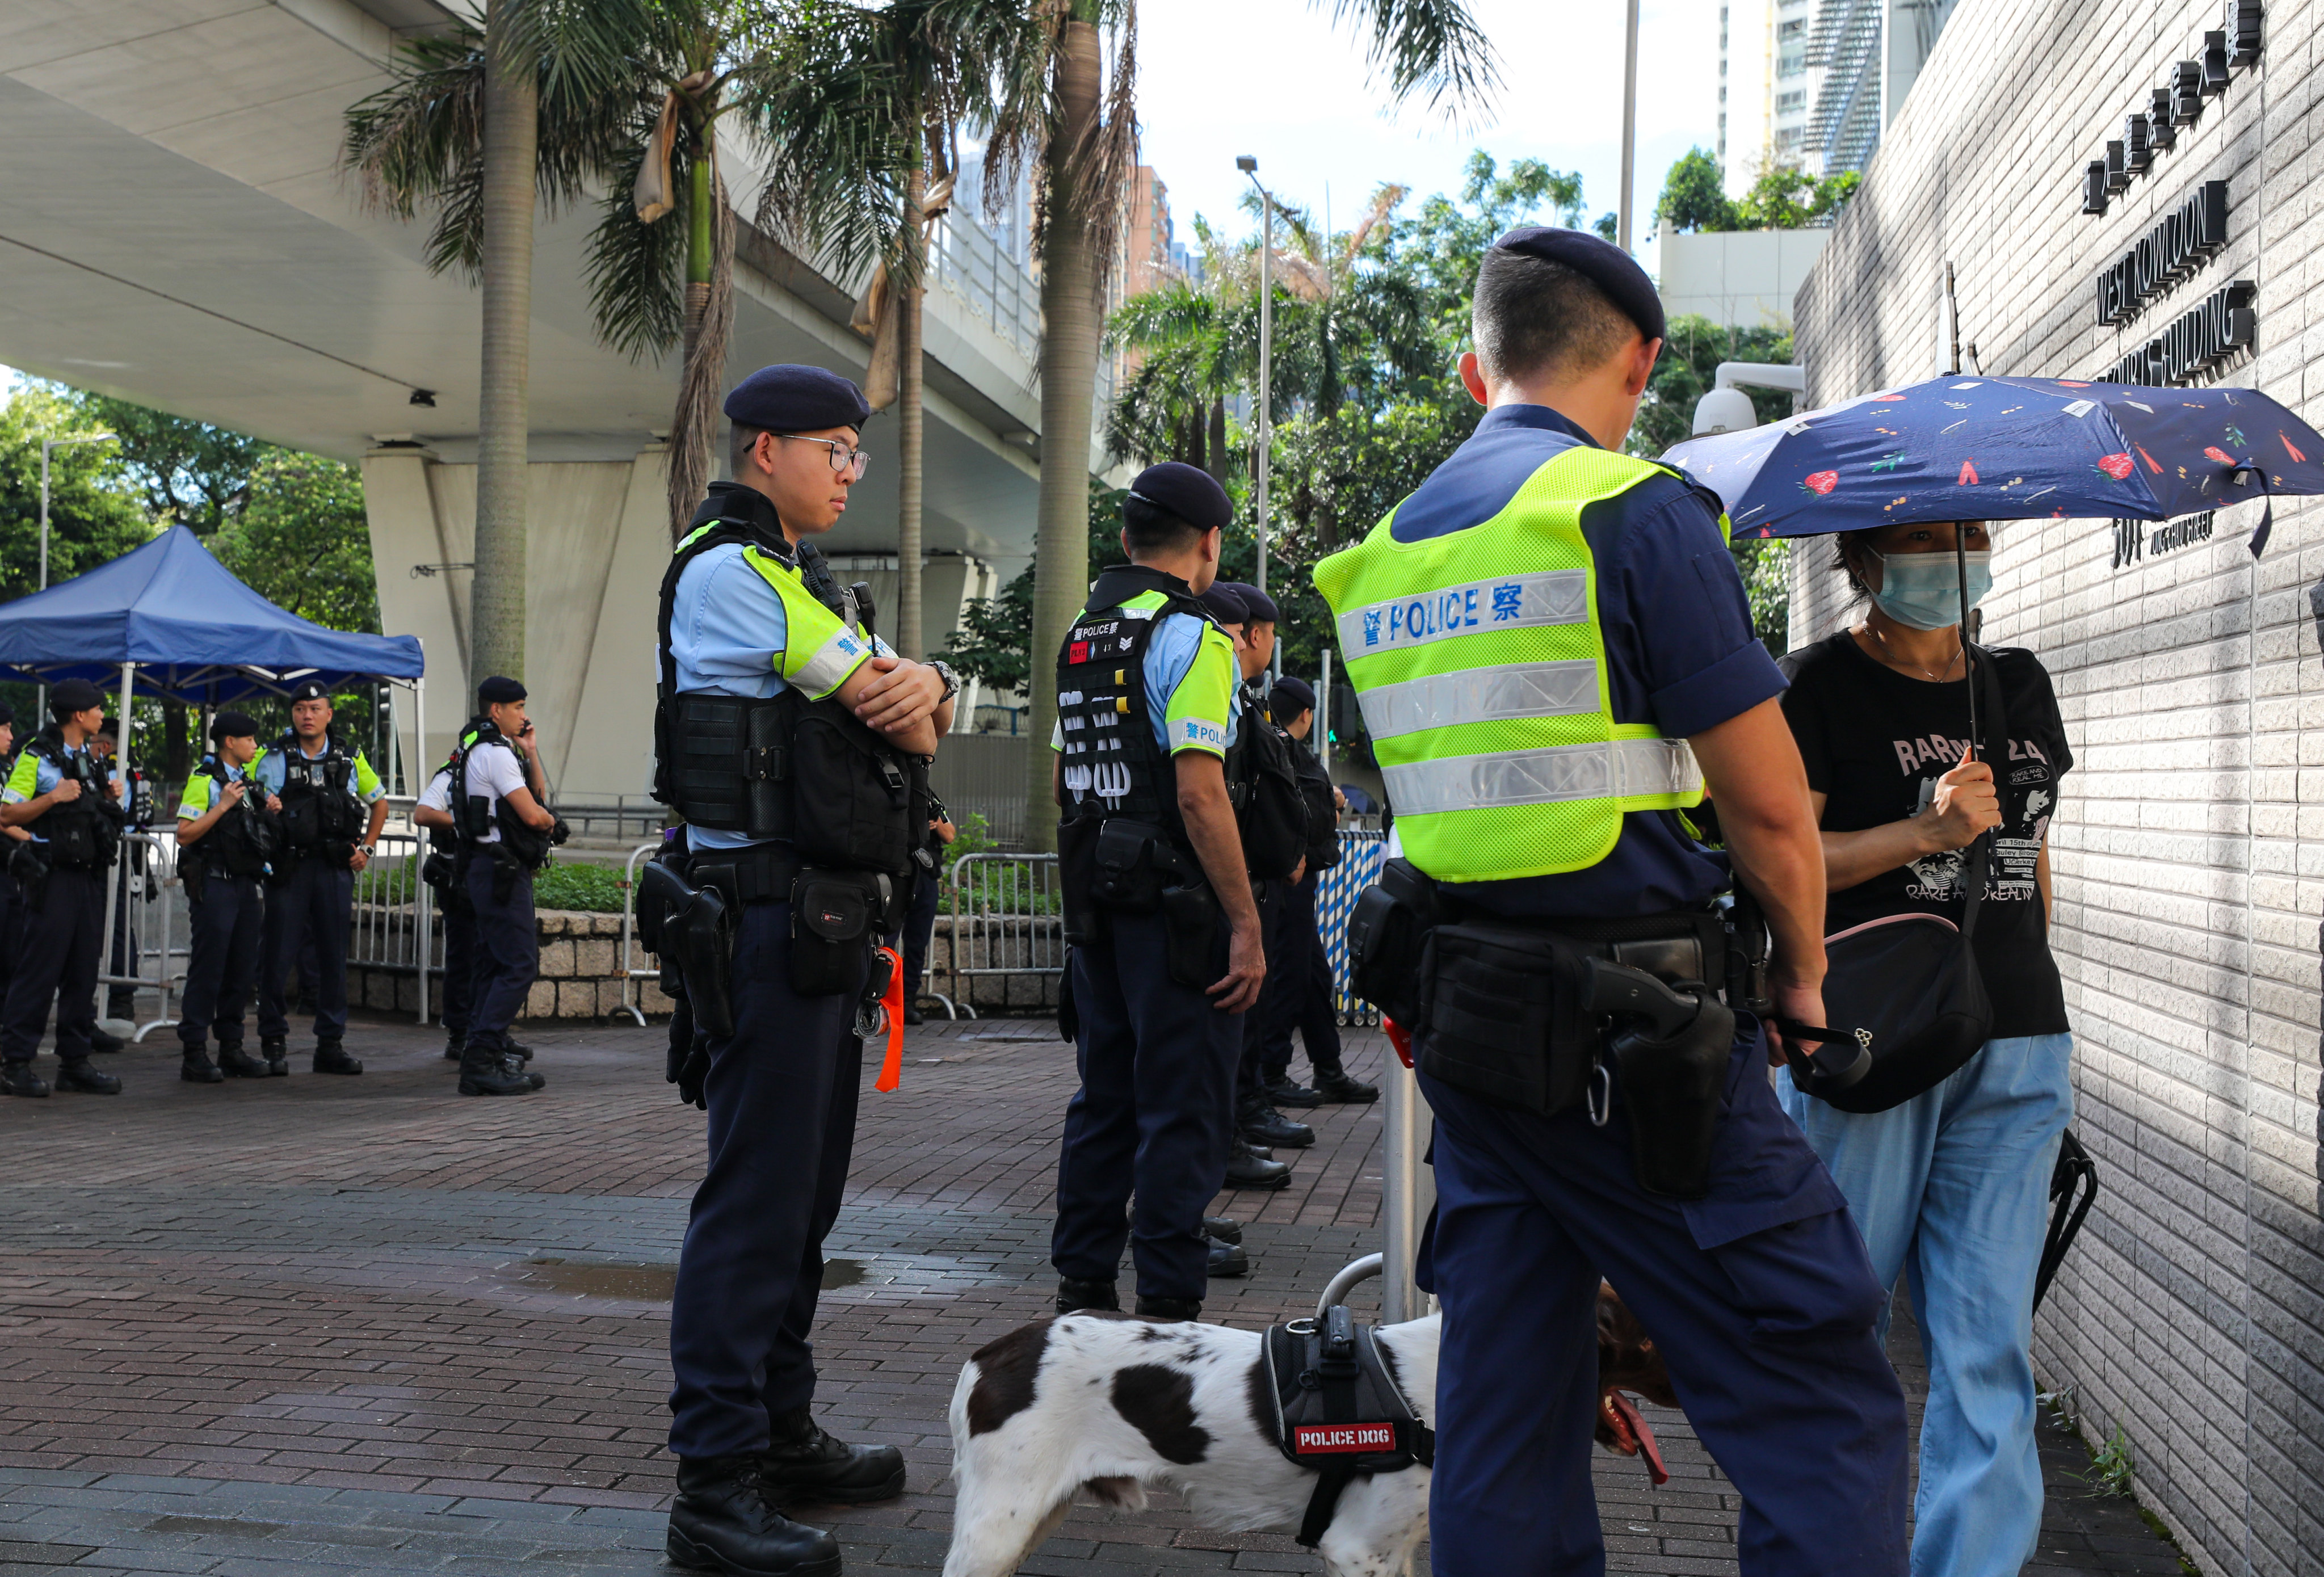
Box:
[1356,660,1599,742]
[1334,569,1587,657]
[1381,737,1701,815]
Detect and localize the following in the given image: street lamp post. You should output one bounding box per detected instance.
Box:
[1236,155,1274,604]
[41,431,119,593]
[38,431,118,717]
[1618,0,1641,252]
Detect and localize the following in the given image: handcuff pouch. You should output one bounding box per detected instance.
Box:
[790,867,885,998]
[1345,857,1442,1027]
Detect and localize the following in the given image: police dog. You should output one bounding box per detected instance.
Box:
[942,1285,1675,1577]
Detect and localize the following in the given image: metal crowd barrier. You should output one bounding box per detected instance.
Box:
[98,830,184,1042]
[615,840,659,1028]
[944,852,1069,1017]
[347,829,430,1023]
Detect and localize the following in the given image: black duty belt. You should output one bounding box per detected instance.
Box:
[683,841,803,905]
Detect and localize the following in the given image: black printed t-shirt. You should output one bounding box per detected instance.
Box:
[1779,630,2073,1038]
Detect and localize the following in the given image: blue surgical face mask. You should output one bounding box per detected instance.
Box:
[1869,549,1993,631]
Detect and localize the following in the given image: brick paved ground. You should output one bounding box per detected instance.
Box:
[0,1012,2186,1575]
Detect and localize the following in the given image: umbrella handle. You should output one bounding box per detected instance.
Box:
[1956,537,1980,759]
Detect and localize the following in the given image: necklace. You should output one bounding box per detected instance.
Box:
[1864,621,1962,682]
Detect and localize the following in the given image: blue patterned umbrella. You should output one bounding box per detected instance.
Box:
[1661,376,2324,556]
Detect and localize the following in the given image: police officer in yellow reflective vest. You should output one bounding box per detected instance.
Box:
[1314,229,1907,1576]
[656,365,953,1577]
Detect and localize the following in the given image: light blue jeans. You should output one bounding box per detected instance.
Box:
[1781,1033,2073,1577]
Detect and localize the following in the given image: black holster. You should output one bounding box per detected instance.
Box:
[1158,878,1220,989]
[180,851,208,907]
[1585,958,1734,1201]
[658,865,737,1039]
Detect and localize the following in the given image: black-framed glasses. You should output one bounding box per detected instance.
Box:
[781,434,871,480]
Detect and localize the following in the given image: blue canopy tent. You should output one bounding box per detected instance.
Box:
[0,524,427,796]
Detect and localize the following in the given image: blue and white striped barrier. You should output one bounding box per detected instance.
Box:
[1316,828,1389,1025]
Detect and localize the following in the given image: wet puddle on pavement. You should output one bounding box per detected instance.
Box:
[518,1257,867,1300]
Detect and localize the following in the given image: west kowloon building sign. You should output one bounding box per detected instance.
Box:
[2089,178,2254,387]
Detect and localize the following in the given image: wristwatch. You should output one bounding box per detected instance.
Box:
[358,843,376,858]
[927,658,962,703]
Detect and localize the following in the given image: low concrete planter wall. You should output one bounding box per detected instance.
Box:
[347,906,1057,1022]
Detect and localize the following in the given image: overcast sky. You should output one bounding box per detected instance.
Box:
[1134,0,1721,278]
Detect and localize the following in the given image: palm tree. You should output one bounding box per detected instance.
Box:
[979,0,1498,850]
[342,0,636,686]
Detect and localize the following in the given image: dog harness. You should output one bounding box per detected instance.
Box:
[1259,1306,1434,1547]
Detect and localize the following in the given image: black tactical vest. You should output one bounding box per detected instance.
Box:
[450,722,555,870]
[272,733,365,852]
[186,758,278,880]
[1054,565,1217,843]
[651,483,921,880]
[26,732,121,871]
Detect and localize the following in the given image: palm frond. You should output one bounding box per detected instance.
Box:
[583,137,686,361]
[1312,0,1501,118]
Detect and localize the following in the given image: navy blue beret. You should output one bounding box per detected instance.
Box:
[724,364,871,434]
[1491,226,1666,344]
[478,675,527,705]
[211,710,259,743]
[1129,461,1232,536]
[1219,582,1280,624]
[48,678,102,714]
[1195,584,1246,625]
[288,679,333,703]
[0,702,14,729]
[1271,675,1316,714]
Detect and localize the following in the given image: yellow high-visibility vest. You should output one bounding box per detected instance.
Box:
[1313,445,1714,884]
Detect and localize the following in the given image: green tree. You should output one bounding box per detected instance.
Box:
[0,388,150,601]
[1653,148,1738,236]
[1734,165,1860,229]
[65,394,266,535]
[211,456,380,633]
[977,0,1499,850]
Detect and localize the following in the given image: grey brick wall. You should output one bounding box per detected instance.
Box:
[1789,5,2324,1572]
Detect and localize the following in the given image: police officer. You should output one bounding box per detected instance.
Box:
[1249,675,1377,1107]
[252,680,389,1075]
[1208,582,1317,1158]
[1049,461,1271,1318]
[174,711,280,1083]
[443,678,555,1097]
[0,703,28,1014]
[657,365,952,1577]
[1313,228,1907,1576]
[413,738,478,1067]
[0,679,126,1097]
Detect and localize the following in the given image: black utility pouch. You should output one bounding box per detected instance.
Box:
[1608,990,1734,1201]
[1058,817,1103,945]
[1346,858,1442,1027]
[791,868,880,998]
[1159,880,1220,989]
[1091,818,1169,914]
[1414,923,1596,1115]
[791,709,911,875]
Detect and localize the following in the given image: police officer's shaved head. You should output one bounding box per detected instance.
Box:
[1473,226,1665,387]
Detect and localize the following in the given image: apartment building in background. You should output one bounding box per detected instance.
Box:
[1718,0,1959,192]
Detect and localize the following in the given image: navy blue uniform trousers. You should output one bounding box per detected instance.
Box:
[1257,869,1342,1080]
[179,874,263,1050]
[1419,1016,1908,1577]
[463,855,536,1053]
[1053,906,1243,1301]
[258,856,352,1040]
[0,868,103,1063]
[669,897,864,1458]
[432,879,477,1037]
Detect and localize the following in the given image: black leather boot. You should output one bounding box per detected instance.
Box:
[666,1456,839,1577]
[1238,1091,1314,1149]
[504,1053,545,1090]
[87,1025,124,1054]
[758,1406,906,1507]
[1,1061,48,1098]
[54,1059,121,1095]
[442,1032,465,1062]
[216,1041,267,1079]
[1265,1074,1323,1108]
[1223,1147,1292,1191]
[1312,1066,1380,1104]
[457,1042,533,1096]
[1134,1295,1201,1321]
[312,1039,363,1075]
[1202,1217,1242,1244]
[1055,1276,1119,1315]
[1206,1237,1249,1278]
[180,1044,224,1084]
[260,1037,289,1076]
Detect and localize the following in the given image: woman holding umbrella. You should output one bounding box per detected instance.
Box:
[1775,518,2072,1577]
